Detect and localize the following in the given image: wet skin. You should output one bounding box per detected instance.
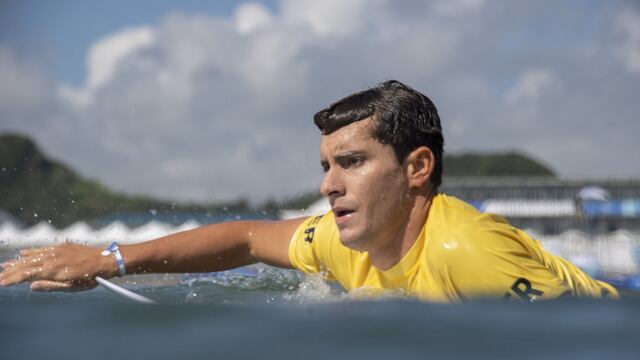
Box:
[0,242,110,290]
[319,117,434,269]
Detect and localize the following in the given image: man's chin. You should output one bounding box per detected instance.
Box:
[337,230,367,251]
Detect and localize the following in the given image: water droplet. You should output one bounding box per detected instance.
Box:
[33,213,38,218]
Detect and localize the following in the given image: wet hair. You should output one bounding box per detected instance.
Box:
[314,80,444,190]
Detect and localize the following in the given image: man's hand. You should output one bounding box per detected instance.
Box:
[0,242,113,291]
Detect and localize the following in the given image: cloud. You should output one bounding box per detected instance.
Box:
[431,0,485,17]
[234,2,274,34]
[86,26,156,90]
[1,1,639,204]
[0,47,52,113]
[59,26,156,107]
[281,0,379,37]
[504,68,556,103]
[614,7,640,75]
[0,46,58,135]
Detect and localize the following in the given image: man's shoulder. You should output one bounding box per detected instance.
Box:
[294,212,338,244]
[427,193,524,257]
[429,193,509,234]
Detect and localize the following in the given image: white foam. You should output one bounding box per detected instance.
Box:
[129,221,172,242]
[170,220,201,234]
[58,222,94,241]
[95,221,131,243]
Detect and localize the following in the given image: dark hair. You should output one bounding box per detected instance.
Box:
[314,80,444,190]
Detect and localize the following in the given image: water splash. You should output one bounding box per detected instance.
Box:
[181,265,304,291]
[282,272,340,303]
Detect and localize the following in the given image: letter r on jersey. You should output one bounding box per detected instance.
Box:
[503,278,544,301]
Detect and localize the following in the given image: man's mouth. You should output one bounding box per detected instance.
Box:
[333,207,355,222]
[335,210,354,217]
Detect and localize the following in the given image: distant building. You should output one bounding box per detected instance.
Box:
[441,177,640,234]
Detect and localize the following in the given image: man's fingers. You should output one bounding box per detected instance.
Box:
[30,280,75,292]
[0,253,52,284]
[20,246,55,257]
[32,279,98,292]
[1,243,102,291]
[0,264,45,286]
[4,254,49,269]
[1,259,18,269]
[2,249,57,272]
[0,247,66,286]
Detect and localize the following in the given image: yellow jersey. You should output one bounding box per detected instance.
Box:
[288,193,618,302]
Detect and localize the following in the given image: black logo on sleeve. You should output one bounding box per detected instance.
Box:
[304,227,315,243]
[503,278,544,301]
[303,216,323,243]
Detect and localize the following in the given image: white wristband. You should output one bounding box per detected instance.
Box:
[101,242,127,277]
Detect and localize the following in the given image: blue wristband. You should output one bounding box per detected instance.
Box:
[101,242,127,276]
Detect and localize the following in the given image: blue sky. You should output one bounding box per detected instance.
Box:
[1,0,639,203]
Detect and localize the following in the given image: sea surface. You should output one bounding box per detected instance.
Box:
[1,264,640,360]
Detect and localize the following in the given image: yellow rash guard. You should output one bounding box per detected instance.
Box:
[288,193,619,302]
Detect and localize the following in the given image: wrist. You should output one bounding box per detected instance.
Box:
[98,250,121,278]
[100,242,127,277]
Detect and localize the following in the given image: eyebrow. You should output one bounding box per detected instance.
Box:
[320,150,367,167]
[334,150,366,161]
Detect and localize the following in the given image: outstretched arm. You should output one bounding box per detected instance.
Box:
[0,218,305,291]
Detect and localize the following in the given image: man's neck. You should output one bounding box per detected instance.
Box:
[367,192,434,270]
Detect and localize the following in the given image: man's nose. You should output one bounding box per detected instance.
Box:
[320,167,345,198]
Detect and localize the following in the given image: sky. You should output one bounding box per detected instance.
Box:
[1,0,639,204]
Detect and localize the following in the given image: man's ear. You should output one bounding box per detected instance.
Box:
[405,146,435,189]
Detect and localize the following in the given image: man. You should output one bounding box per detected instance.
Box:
[0,80,618,301]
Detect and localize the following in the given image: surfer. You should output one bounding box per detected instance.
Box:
[0,80,618,301]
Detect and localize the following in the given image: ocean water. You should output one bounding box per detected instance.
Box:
[1,265,640,360]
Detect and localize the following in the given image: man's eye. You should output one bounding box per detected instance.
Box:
[345,157,364,167]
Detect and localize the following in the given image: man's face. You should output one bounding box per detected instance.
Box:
[320,117,411,251]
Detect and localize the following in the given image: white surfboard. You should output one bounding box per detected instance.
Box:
[95,276,156,304]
